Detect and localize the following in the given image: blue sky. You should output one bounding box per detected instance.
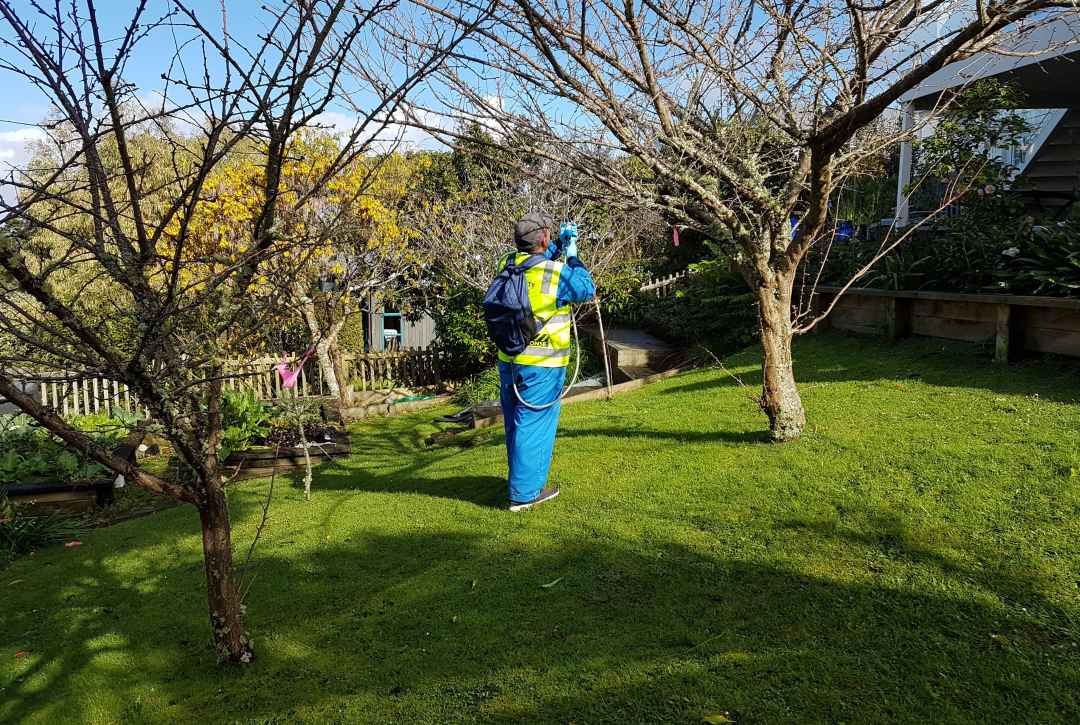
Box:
[0,0,443,172]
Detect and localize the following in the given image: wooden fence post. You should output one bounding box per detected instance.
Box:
[886,297,913,341]
[994,303,1026,364]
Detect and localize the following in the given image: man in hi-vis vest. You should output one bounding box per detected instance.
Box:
[497,212,595,511]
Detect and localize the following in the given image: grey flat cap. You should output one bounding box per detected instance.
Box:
[513,211,553,250]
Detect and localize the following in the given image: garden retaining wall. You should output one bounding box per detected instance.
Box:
[813,287,1080,361]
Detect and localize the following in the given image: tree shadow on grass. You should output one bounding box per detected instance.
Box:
[557,426,767,445]
[308,418,763,510]
[3,518,1078,724]
[315,468,508,508]
[0,497,260,724]
[658,334,1080,405]
[776,508,1065,610]
[250,419,511,508]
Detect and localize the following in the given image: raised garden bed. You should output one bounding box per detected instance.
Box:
[0,431,145,513]
[2,478,115,513]
[222,428,352,481]
[812,286,1080,362]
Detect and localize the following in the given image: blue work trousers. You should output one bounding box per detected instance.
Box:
[498,361,566,503]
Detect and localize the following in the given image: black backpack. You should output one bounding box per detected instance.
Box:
[482,254,548,357]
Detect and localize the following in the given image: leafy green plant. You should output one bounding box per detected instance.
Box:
[1009,220,1080,295]
[915,79,1033,193]
[821,198,1080,296]
[452,366,502,406]
[220,390,271,460]
[428,284,497,380]
[594,263,645,319]
[1,491,88,566]
[72,411,140,444]
[627,260,758,354]
[0,414,110,485]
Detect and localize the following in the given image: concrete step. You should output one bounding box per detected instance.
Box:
[593,327,676,368]
[613,365,657,384]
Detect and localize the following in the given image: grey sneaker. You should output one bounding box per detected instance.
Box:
[508,485,560,512]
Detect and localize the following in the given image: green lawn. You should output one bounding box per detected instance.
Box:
[3,334,1080,724]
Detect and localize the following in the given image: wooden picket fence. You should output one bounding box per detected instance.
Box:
[638,270,690,298]
[219,349,446,399]
[35,376,147,418]
[344,350,443,392]
[31,349,447,418]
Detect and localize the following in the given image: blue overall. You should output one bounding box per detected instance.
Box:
[498,248,595,504]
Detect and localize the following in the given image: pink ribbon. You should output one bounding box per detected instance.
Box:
[275,346,315,390]
[672,225,681,247]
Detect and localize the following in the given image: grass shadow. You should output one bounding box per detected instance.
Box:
[658,334,1080,405]
[3,526,1077,723]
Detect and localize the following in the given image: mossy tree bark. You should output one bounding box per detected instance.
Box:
[198,483,253,663]
[754,272,805,442]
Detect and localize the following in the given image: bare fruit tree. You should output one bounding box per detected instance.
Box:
[407,151,663,295]
[0,0,478,662]
[399,0,1077,441]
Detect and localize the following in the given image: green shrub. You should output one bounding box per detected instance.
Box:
[1010,218,1080,295]
[220,390,271,459]
[72,411,140,443]
[429,285,496,380]
[0,413,122,485]
[1,492,88,566]
[820,198,1080,296]
[452,366,502,406]
[628,260,759,354]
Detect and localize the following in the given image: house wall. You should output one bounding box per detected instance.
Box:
[364,307,436,351]
[402,315,436,350]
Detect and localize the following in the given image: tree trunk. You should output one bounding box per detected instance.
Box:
[298,292,350,408]
[330,341,350,408]
[314,340,341,400]
[198,482,253,663]
[298,420,314,501]
[754,273,806,442]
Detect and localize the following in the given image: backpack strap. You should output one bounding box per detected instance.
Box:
[502,252,548,273]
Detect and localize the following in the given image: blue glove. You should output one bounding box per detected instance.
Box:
[559,222,579,259]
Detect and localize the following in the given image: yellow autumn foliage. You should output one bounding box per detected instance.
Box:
[163,131,429,292]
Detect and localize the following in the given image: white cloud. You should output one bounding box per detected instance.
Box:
[308,108,449,153]
[0,125,47,203]
[0,126,46,172]
[0,128,46,145]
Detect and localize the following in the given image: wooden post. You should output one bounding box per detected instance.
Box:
[886,297,912,341]
[896,102,915,227]
[995,302,1020,364]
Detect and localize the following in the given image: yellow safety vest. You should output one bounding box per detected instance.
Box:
[496,251,572,368]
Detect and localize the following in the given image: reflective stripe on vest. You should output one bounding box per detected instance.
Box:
[497,251,572,368]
